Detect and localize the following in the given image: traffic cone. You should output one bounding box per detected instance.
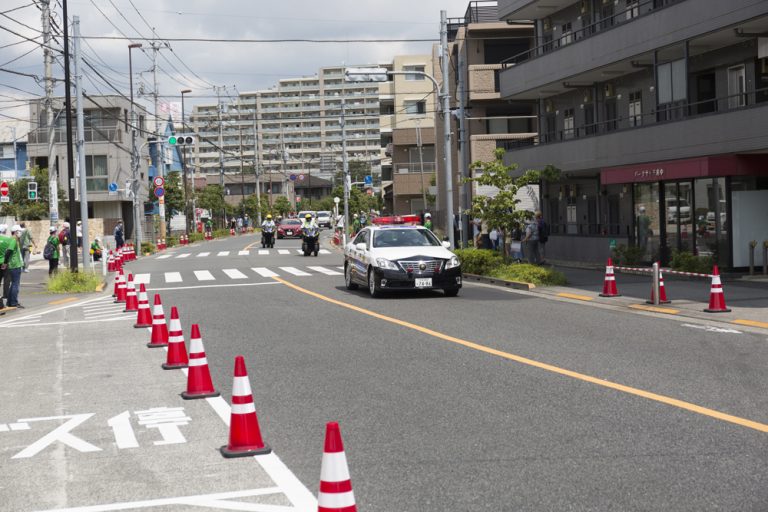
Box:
[704,265,731,313]
[134,283,152,328]
[123,274,139,312]
[125,243,133,261]
[114,269,127,303]
[107,250,115,272]
[112,267,122,297]
[162,307,189,370]
[147,294,169,347]
[599,258,621,297]
[181,324,220,399]
[647,264,671,304]
[317,421,356,512]
[220,355,271,457]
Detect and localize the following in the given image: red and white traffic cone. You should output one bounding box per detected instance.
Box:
[318,421,356,512]
[647,263,671,304]
[125,243,133,261]
[220,355,271,457]
[114,249,122,270]
[134,283,152,328]
[147,294,169,347]
[162,306,189,370]
[599,257,621,297]
[112,267,122,297]
[114,269,127,303]
[181,324,220,399]
[704,265,731,313]
[107,250,115,272]
[123,274,139,312]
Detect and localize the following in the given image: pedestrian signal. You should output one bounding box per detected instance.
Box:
[27,181,38,200]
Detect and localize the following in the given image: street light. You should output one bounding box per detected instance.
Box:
[180,88,192,236]
[128,42,143,249]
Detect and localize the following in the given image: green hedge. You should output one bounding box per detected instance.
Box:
[670,250,714,274]
[140,241,156,255]
[454,248,567,286]
[453,249,503,275]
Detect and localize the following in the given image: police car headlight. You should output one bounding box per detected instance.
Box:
[446,256,460,269]
[376,258,399,270]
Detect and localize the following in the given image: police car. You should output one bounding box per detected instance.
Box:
[344,225,462,297]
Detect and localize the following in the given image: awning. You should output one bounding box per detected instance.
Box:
[601,154,768,185]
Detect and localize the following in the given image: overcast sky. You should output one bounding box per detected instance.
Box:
[1,0,474,136]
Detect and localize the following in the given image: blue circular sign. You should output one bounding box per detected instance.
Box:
[108,182,118,192]
[289,174,297,181]
[154,187,165,198]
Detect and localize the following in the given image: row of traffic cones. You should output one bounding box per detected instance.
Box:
[599,258,731,313]
[179,234,189,245]
[112,259,358,509]
[156,238,167,251]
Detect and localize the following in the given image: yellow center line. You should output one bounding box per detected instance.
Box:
[733,319,768,329]
[273,276,768,434]
[48,297,79,305]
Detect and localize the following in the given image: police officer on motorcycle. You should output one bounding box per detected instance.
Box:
[301,213,319,256]
[261,214,276,248]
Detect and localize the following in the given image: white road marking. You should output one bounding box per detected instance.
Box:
[1,317,134,327]
[278,249,290,255]
[295,249,304,254]
[681,323,742,334]
[107,411,139,450]
[176,253,191,259]
[217,251,230,256]
[193,270,215,281]
[251,267,279,278]
[279,266,311,276]
[147,281,280,292]
[197,252,210,257]
[133,273,151,284]
[12,414,102,459]
[308,266,342,276]
[258,249,269,255]
[223,268,248,280]
[336,266,344,270]
[156,255,172,259]
[319,249,330,254]
[164,272,183,283]
[238,250,249,256]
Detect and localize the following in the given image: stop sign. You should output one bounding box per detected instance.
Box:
[0,181,9,196]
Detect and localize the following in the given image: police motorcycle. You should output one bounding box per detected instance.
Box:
[261,221,276,248]
[301,224,319,257]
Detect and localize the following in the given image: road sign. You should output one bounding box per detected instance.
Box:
[297,174,305,182]
[609,239,617,250]
[108,182,118,192]
[289,174,297,181]
[364,175,372,186]
[0,180,8,196]
[154,187,165,198]
[153,176,165,188]
[333,196,340,204]
[296,196,301,203]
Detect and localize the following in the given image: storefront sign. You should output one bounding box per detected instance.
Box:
[601,155,768,185]
[633,168,664,179]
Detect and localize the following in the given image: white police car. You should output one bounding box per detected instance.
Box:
[344,225,462,297]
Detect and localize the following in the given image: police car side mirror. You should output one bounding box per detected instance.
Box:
[442,241,451,249]
[356,243,367,251]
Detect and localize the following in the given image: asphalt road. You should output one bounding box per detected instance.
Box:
[2,231,767,511]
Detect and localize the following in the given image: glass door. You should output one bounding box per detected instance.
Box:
[634,183,660,262]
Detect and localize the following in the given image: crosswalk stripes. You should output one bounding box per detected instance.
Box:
[251,267,278,278]
[153,248,334,258]
[279,266,312,276]
[277,249,290,255]
[157,254,172,259]
[258,250,268,255]
[193,270,215,281]
[197,252,210,257]
[217,251,230,256]
[222,268,248,279]
[308,266,342,276]
[319,249,331,255]
[134,273,150,284]
[238,250,249,256]
[176,253,191,258]
[295,249,304,254]
[165,272,183,283]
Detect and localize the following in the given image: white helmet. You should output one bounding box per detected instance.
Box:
[0,224,7,233]
[11,224,22,233]
[425,213,431,218]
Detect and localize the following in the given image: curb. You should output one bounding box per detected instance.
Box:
[463,273,535,291]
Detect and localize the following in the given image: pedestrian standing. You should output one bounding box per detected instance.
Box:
[45,226,60,276]
[5,225,24,308]
[114,221,125,250]
[489,227,499,251]
[76,220,83,251]
[522,214,541,265]
[59,222,70,266]
[0,224,10,309]
[19,222,36,273]
[423,212,433,231]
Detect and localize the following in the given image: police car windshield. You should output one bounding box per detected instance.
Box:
[373,228,441,248]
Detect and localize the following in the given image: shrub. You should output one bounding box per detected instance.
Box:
[490,263,567,286]
[165,236,179,248]
[141,241,156,255]
[47,270,103,293]
[212,228,230,239]
[611,244,645,265]
[670,250,714,274]
[454,248,503,275]
[188,232,205,243]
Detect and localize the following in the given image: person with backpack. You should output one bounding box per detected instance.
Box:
[44,226,60,276]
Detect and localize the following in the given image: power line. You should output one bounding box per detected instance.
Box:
[79,35,439,43]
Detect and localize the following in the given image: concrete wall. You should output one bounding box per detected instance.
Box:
[15,219,106,253]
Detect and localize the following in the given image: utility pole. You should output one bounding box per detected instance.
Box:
[416,119,427,214]
[62,0,78,271]
[128,42,143,250]
[180,88,191,236]
[151,43,167,241]
[73,16,90,270]
[41,0,58,225]
[440,10,455,248]
[457,36,469,248]
[215,86,225,227]
[252,103,261,226]
[341,99,349,245]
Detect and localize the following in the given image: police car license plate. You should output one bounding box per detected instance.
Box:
[415,278,432,288]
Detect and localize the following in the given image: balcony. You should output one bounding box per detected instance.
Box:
[393,168,436,196]
[499,0,767,100]
[28,127,123,144]
[502,87,768,173]
[468,65,503,101]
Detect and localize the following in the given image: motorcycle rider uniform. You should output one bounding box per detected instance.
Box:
[261,218,276,247]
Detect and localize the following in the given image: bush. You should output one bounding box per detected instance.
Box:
[490,263,568,286]
[212,228,230,239]
[47,270,103,293]
[188,232,205,243]
[141,241,156,255]
[670,250,713,274]
[165,236,179,248]
[454,248,503,275]
[611,244,645,265]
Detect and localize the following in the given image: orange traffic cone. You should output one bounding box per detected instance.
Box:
[318,421,356,512]
[162,307,189,370]
[112,267,122,297]
[220,355,271,457]
[123,274,139,312]
[107,250,115,271]
[647,263,671,304]
[114,269,127,303]
[181,324,220,399]
[147,294,169,347]
[599,258,621,297]
[134,283,152,328]
[704,265,731,313]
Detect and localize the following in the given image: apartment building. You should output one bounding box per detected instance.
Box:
[26,95,150,236]
[497,0,768,268]
[433,1,535,240]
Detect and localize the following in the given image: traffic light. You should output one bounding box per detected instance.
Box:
[27,181,38,200]
[167,135,195,146]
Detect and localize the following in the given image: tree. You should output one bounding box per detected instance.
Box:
[0,167,67,220]
[272,196,292,217]
[334,160,371,186]
[162,171,184,221]
[466,148,559,254]
[195,184,234,226]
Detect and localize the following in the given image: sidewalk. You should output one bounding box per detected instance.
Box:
[535,264,768,330]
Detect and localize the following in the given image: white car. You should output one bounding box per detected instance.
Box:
[344,225,462,297]
[316,211,332,228]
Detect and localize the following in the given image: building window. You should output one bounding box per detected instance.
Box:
[85,155,108,192]
[403,65,425,80]
[563,108,575,139]
[628,90,642,126]
[626,1,639,20]
[657,58,687,104]
[560,23,573,46]
[404,100,426,116]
